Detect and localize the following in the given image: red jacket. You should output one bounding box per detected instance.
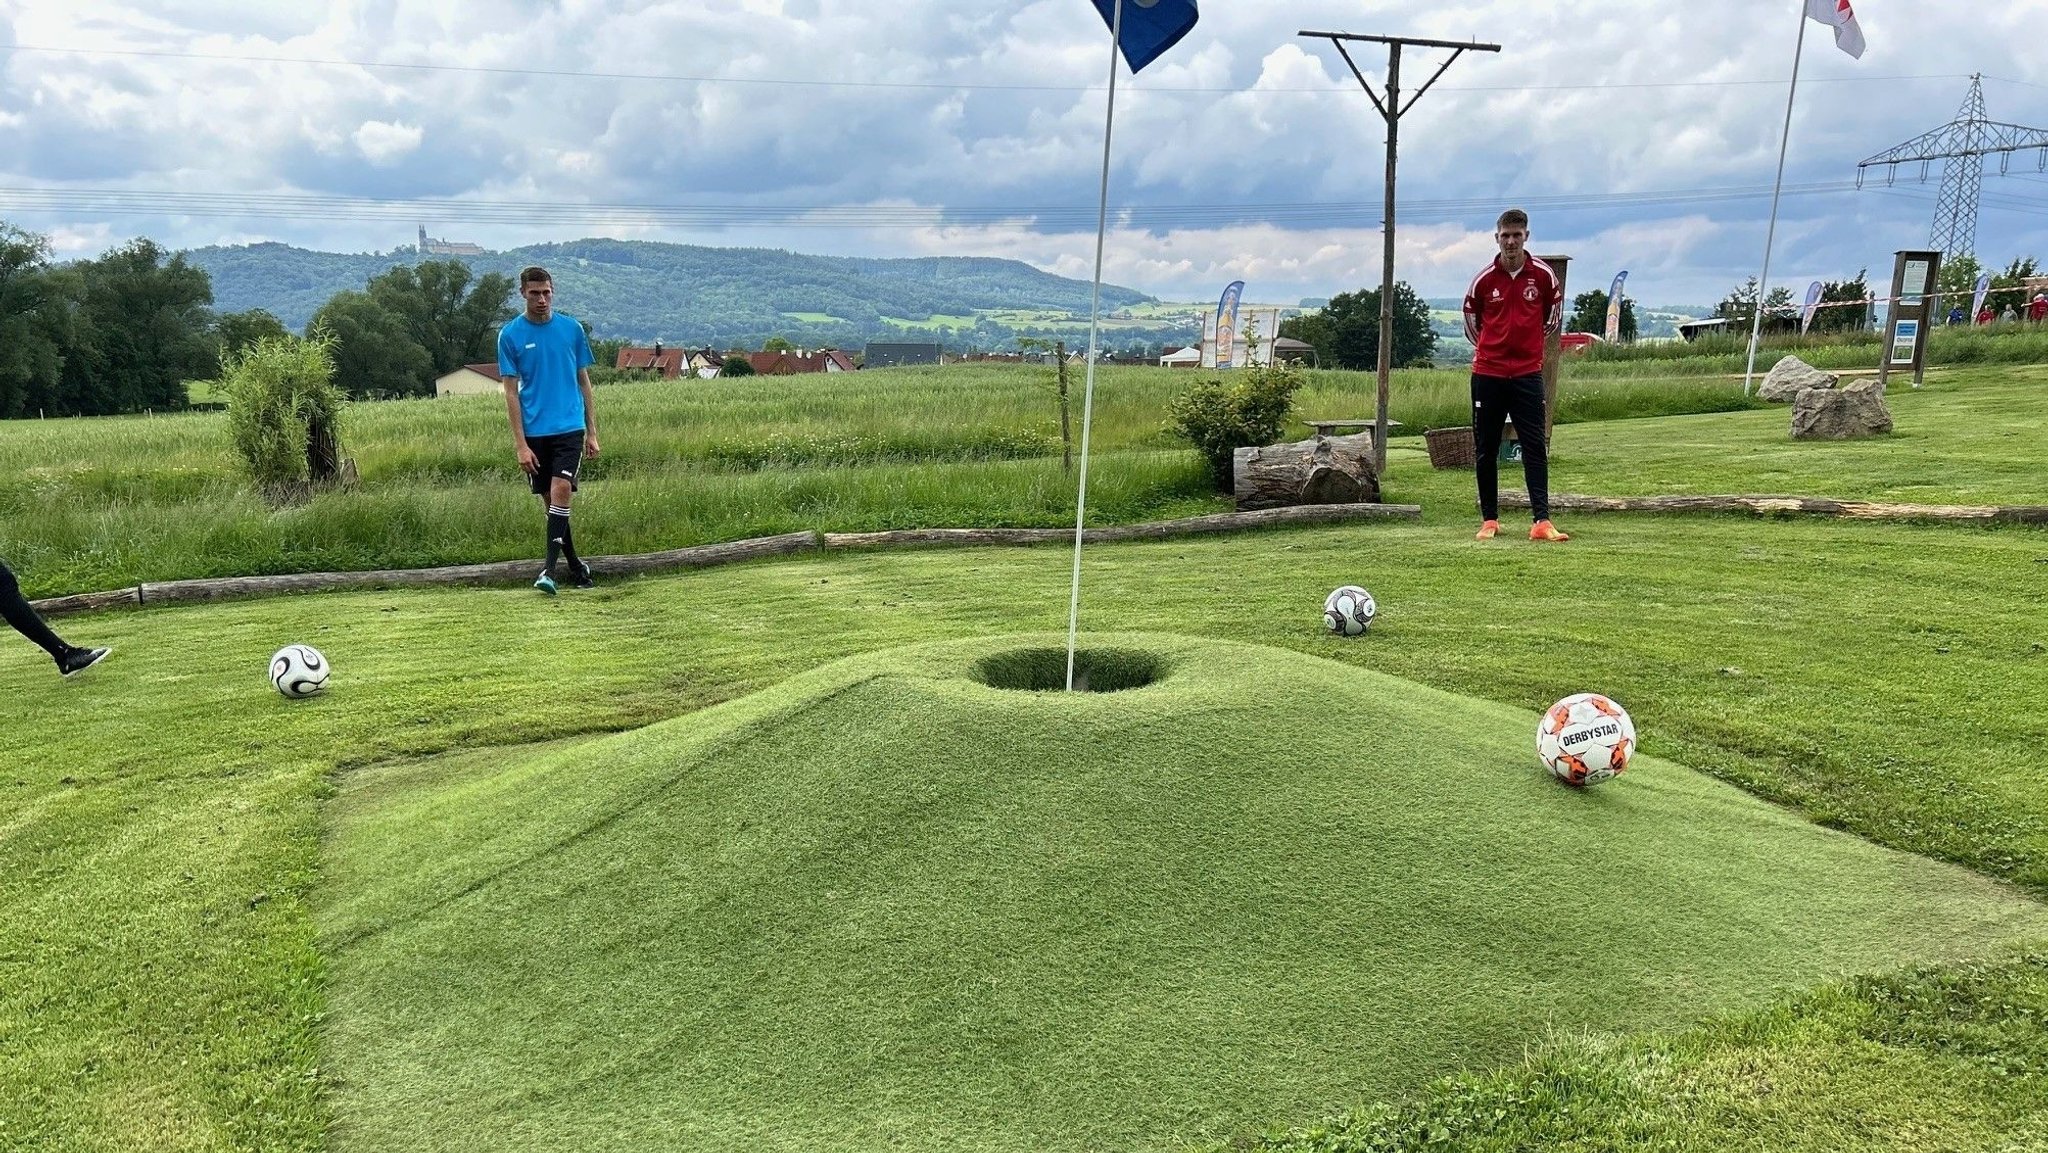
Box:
[1464,256,1563,378]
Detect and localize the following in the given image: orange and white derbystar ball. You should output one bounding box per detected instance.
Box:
[1536,692,1636,786]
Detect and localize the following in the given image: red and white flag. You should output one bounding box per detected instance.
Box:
[1805,0,1866,59]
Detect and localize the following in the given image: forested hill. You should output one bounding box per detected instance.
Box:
[187,238,1155,345]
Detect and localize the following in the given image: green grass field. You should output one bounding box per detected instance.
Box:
[319,636,2043,1152]
[6,357,2048,1151]
[21,359,2042,599]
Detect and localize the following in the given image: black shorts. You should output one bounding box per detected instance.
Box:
[526,432,585,495]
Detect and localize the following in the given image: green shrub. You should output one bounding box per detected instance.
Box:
[222,331,347,498]
[1167,361,1305,490]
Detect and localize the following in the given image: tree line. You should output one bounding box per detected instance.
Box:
[1707,254,2041,335]
[3,219,1185,415]
[0,220,518,417]
[1278,282,1439,369]
[0,225,218,418]
[194,238,1154,336]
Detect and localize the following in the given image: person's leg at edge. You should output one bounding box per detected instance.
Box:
[0,559,109,675]
[531,437,561,595]
[548,474,590,588]
[1471,373,1510,539]
[1508,373,1568,541]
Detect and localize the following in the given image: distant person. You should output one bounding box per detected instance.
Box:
[1977,305,1995,326]
[2031,294,2048,324]
[1464,207,1568,542]
[1947,305,1966,326]
[498,266,601,595]
[0,559,109,677]
[2002,305,2020,324]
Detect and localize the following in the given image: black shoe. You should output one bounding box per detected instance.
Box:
[569,560,595,590]
[57,646,111,677]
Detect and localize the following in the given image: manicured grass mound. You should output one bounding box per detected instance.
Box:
[320,634,2048,1153]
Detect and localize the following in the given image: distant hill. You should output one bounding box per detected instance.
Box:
[186,239,1157,348]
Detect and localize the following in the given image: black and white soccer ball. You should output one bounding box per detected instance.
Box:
[1322,585,1377,636]
[269,644,330,698]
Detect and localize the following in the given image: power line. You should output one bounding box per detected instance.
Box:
[1867,183,2048,217]
[0,43,1977,97]
[1857,75,2048,258]
[1984,74,2048,92]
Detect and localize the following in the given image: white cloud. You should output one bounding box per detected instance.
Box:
[351,120,423,165]
[45,221,117,256]
[0,0,2043,304]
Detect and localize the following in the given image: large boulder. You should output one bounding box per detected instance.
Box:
[1759,355,1839,403]
[1790,379,1892,440]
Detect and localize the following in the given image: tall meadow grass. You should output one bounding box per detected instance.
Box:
[6,344,2045,596]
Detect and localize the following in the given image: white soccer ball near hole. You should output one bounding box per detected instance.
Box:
[270,644,330,698]
[1537,692,1636,786]
[1323,585,1377,636]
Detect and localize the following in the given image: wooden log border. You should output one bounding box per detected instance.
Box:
[32,503,1423,617]
[1499,491,2048,525]
[822,502,1420,551]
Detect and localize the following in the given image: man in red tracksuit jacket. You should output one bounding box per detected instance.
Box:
[1463,208,1569,542]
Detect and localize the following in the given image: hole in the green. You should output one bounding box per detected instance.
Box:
[971,647,1165,693]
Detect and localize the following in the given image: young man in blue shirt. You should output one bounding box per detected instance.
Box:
[498,266,601,594]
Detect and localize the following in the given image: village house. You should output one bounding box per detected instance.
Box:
[747,349,857,376]
[434,362,502,397]
[615,342,686,378]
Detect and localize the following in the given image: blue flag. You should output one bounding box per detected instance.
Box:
[1091,0,1199,73]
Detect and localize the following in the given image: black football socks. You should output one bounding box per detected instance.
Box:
[545,506,570,574]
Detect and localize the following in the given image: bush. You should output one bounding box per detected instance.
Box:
[1167,360,1305,490]
[722,355,756,377]
[222,331,347,499]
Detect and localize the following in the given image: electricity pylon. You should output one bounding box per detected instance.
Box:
[1857,74,2048,260]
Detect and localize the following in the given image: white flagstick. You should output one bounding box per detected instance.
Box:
[1066,0,1124,693]
[1743,1,1811,396]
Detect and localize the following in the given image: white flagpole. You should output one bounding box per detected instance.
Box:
[1743,1,1811,396]
[1065,0,1123,692]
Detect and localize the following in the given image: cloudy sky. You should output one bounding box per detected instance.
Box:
[2,0,2045,306]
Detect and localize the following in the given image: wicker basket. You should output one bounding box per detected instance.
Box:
[1424,426,1476,470]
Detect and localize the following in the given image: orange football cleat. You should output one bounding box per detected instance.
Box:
[1530,519,1571,542]
[1475,519,1501,540]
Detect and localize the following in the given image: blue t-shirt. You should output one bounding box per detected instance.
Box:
[497,313,594,437]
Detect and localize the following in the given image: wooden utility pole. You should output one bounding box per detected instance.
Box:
[1055,340,1073,472]
[1536,255,1569,443]
[1300,30,1501,472]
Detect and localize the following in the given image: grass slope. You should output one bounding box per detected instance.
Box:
[1244,955,2048,1152]
[317,635,2048,1153]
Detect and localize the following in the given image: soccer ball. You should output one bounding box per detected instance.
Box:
[1323,585,1377,636]
[269,644,330,698]
[1537,692,1636,786]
